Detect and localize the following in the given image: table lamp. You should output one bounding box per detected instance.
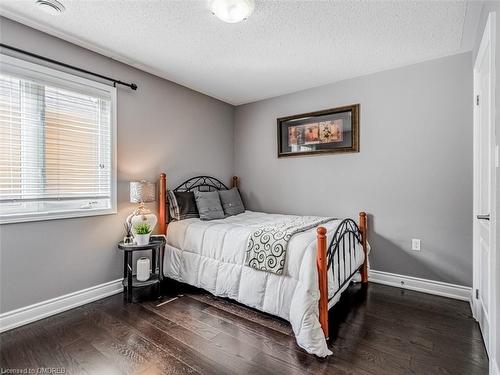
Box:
[128,180,157,235]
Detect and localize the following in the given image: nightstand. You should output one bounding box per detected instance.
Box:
[117,235,166,303]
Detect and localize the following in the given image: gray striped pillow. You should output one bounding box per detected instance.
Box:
[168,190,199,221]
[167,189,180,221]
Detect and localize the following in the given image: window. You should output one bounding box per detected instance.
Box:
[0,55,116,223]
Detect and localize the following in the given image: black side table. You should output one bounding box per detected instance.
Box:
[117,235,166,303]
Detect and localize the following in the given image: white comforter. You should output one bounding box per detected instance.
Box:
[163,211,365,357]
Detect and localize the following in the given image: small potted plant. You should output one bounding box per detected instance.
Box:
[134,222,152,246]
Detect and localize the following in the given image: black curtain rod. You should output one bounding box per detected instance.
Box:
[0,43,138,90]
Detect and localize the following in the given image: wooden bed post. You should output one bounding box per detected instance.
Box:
[158,173,167,235]
[359,212,368,283]
[232,176,239,188]
[317,226,329,339]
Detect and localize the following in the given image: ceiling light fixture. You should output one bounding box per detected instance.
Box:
[209,0,254,23]
[35,0,65,15]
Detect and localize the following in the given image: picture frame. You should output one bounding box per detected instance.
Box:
[277,104,359,157]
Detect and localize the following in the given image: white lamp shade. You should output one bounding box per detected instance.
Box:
[130,181,156,203]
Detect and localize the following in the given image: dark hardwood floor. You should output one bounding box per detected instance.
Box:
[0,282,488,374]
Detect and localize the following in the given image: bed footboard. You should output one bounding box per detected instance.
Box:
[359,212,368,283]
[316,227,329,339]
[317,212,368,340]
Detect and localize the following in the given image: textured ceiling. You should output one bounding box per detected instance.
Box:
[0,1,482,105]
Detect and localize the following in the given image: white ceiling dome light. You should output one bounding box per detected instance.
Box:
[35,0,65,15]
[209,0,255,23]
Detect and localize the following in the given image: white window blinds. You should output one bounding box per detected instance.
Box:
[0,55,116,223]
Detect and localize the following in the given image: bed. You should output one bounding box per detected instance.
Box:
[157,173,369,357]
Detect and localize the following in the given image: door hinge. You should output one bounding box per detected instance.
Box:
[475,289,479,299]
[476,95,480,106]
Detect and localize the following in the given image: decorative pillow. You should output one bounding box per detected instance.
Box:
[218,188,245,216]
[194,190,225,221]
[167,190,179,220]
[167,190,199,221]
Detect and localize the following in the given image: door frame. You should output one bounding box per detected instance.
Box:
[472,11,497,370]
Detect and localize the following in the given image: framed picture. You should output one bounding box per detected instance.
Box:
[277,104,359,157]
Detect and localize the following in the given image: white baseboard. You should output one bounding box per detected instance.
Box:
[0,279,122,333]
[369,269,472,301]
[0,271,475,332]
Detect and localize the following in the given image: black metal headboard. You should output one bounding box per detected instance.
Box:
[173,176,229,192]
[159,173,238,232]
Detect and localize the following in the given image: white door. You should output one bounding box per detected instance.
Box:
[473,12,496,358]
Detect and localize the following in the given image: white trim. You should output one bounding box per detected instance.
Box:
[491,359,500,375]
[472,53,481,323]
[472,11,497,362]
[488,11,497,373]
[470,290,476,321]
[0,54,114,96]
[0,208,118,225]
[0,279,122,333]
[369,270,472,301]
[0,54,118,224]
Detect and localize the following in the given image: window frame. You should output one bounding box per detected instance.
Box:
[0,54,117,224]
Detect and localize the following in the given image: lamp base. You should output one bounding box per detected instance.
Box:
[128,212,157,236]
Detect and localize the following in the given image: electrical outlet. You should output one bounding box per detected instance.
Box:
[411,239,421,251]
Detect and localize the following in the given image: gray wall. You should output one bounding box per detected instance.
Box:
[473,1,500,368]
[234,52,473,286]
[0,17,234,313]
[0,14,480,314]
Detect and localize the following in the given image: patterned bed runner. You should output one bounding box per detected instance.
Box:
[245,216,334,275]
